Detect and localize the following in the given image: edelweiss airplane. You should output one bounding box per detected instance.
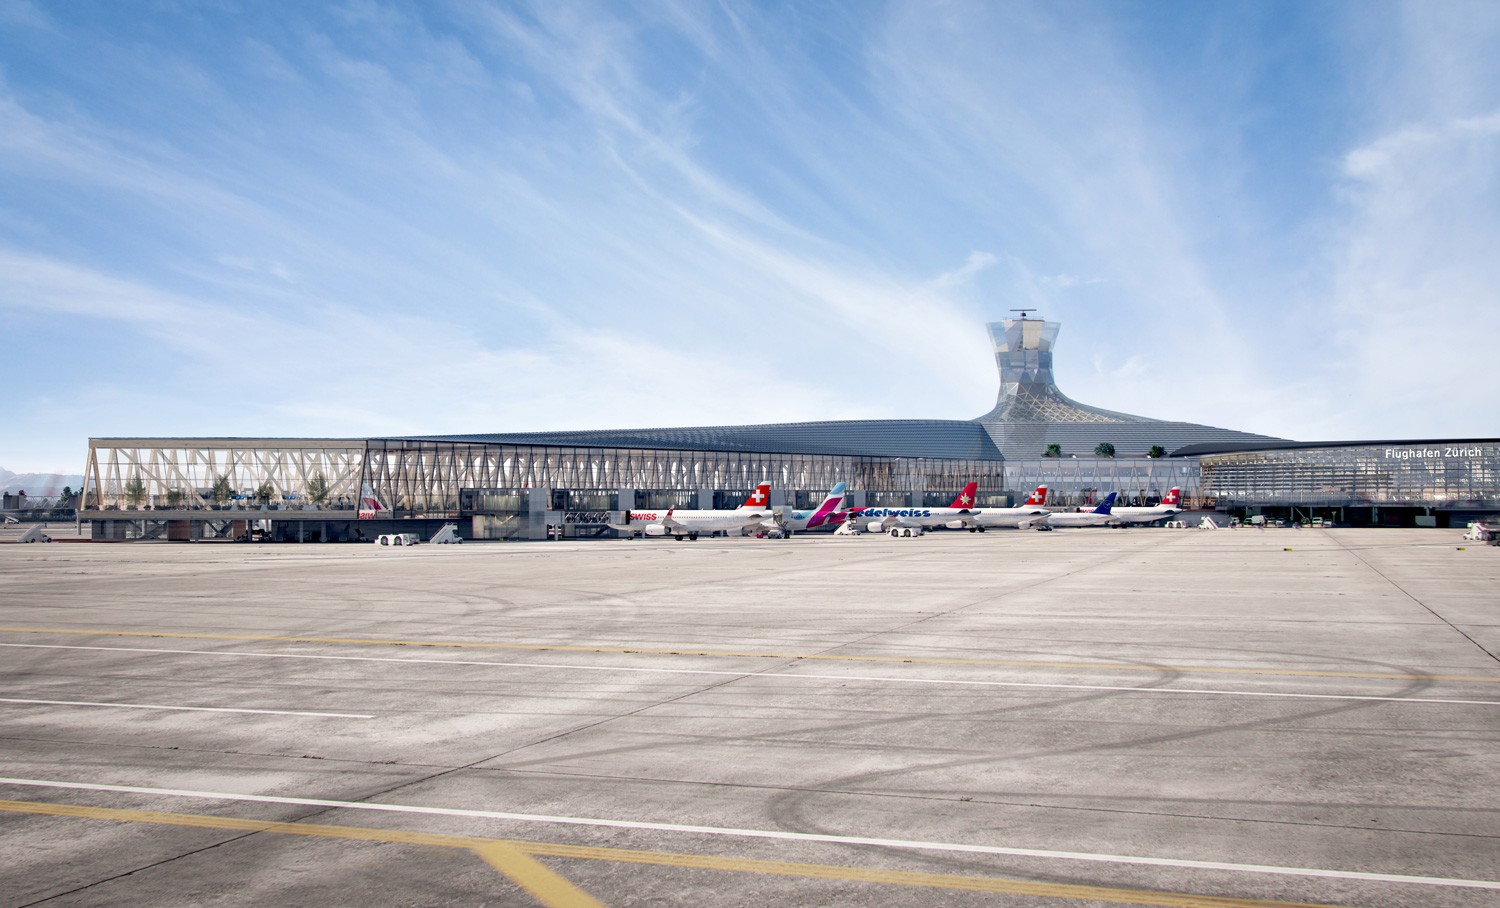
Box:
[610,482,776,540]
[766,482,855,535]
[960,485,1051,531]
[1109,488,1185,525]
[856,482,980,534]
[1037,492,1118,528]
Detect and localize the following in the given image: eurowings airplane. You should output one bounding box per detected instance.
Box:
[610,482,776,540]
[1110,488,1184,525]
[1036,492,1118,528]
[855,482,980,533]
[767,482,854,535]
[961,485,1051,531]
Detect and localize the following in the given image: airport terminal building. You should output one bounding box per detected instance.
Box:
[79,318,1500,540]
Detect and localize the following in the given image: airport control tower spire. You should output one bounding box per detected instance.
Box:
[981,316,1132,424]
[973,314,1287,458]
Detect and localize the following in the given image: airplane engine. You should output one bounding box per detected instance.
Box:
[642,525,669,537]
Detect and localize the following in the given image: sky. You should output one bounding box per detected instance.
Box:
[2,0,1498,473]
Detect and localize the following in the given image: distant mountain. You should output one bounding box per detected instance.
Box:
[0,468,85,499]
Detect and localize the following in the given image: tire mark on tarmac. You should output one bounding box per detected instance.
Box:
[781,531,1202,666]
[1326,534,1500,666]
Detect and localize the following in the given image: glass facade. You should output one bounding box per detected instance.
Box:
[1002,457,1201,509]
[82,437,1007,540]
[82,440,364,512]
[79,437,1500,539]
[1201,442,1500,509]
[359,440,1004,518]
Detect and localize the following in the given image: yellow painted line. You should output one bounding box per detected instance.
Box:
[0,799,604,907]
[515,840,1341,907]
[2,625,1496,684]
[0,799,1339,908]
[471,843,607,908]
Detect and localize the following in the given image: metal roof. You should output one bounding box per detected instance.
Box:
[410,419,1004,460]
[1171,438,1500,457]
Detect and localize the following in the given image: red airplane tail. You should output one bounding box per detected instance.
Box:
[949,481,979,509]
[1024,485,1048,506]
[739,482,772,509]
[1162,487,1181,506]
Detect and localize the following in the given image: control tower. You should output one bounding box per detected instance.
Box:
[974,316,1284,458]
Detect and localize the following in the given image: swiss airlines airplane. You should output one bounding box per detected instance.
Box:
[1110,488,1185,525]
[855,482,980,534]
[767,482,855,535]
[1035,492,1118,528]
[611,482,776,540]
[961,485,1051,531]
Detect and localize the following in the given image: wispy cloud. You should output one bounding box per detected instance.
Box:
[1,1,1498,470]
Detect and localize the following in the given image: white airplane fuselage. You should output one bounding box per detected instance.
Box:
[613,482,775,539]
[1042,511,1118,528]
[637,509,774,536]
[968,505,1052,529]
[859,505,973,532]
[1110,504,1183,525]
[1040,493,1118,528]
[857,483,980,532]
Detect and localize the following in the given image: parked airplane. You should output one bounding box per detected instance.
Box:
[1032,492,1118,528]
[1110,488,1184,525]
[960,485,1051,531]
[767,482,855,535]
[610,482,777,540]
[855,482,980,534]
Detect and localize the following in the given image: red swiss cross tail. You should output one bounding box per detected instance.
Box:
[739,482,772,510]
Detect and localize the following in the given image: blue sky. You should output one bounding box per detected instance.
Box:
[2,0,1497,473]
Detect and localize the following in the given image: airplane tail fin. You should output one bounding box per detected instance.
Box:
[1162,487,1181,506]
[949,481,979,509]
[1024,485,1048,506]
[805,482,847,528]
[358,484,385,519]
[1094,492,1118,514]
[737,482,772,510]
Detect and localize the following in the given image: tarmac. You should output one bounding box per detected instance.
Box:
[1,527,1497,907]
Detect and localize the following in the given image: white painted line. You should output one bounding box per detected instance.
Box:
[1,777,1495,891]
[3,642,1496,707]
[0,697,373,719]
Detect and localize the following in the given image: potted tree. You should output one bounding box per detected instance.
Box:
[306,473,330,509]
[1094,442,1116,457]
[210,474,233,509]
[124,475,146,510]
